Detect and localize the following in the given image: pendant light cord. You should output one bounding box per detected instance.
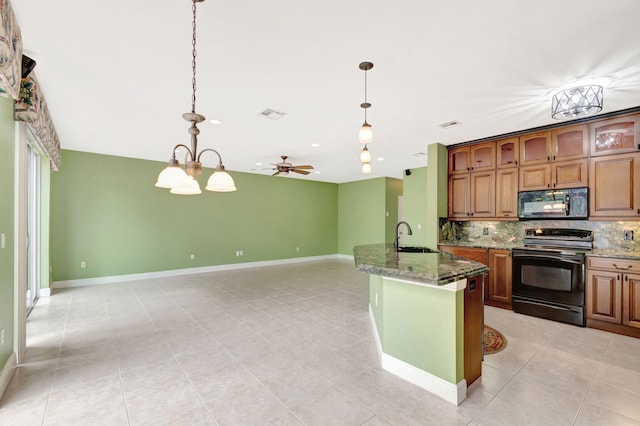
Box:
[363,68,368,122]
[191,0,198,114]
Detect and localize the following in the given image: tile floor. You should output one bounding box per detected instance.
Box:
[1,259,640,425]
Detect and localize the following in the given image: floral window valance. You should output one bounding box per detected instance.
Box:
[0,0,21,100]
[0,0,61,170]
[15,76,61,170]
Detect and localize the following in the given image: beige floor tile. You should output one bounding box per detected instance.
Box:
[3,259,640,426]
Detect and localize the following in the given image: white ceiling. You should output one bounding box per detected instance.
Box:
[12,0,640,183]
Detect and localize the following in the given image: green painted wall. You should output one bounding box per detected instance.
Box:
[40,158,51,289]
[402,167,429,246]
[0,96,15,369]
[370,277,464,384]
[50,150,338,281]
[384,178,403,245]
[369,275,383,339]
[426,143,448,248]
[337,178,386,255]
[337,177,402,256]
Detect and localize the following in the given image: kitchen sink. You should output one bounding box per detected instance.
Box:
[396,246,438,253]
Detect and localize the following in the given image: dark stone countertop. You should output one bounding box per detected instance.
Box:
[353,244,489,286]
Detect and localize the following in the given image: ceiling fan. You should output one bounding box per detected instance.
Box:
[255,155,314,176]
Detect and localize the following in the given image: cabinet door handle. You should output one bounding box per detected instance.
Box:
[617,274,621,281]
[547,156,550,161]
[625,276,629,282]
[613,263,632,270]
[637,208,640,215]
[553,155,556,160]
[515,160,518,165]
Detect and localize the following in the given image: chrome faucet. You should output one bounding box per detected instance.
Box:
[394,221,413,250]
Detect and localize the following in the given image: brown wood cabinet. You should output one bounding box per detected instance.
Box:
[496,137,519,168]
[438,245,512,310]
[448,142,496,175]
[590,114,640,157]
[496,168,518,218]
[447,111,640,221]
[586,256,640,337]
[448,171,495,219]
[519,160,588,191]
[488,249,512,309]
[464,274,483,386]
[589,152,640,218]
[552,124,589,161]
[520,131,552,166]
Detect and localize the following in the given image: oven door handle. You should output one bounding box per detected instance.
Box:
[512,251,584,265]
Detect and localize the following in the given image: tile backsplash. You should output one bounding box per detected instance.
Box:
[440,220,640,252]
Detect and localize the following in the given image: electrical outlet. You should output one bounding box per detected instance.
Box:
[235,251,239,256]
[483,227,489,235]
[624,230,634,240]
[239,250,243,256]
[296,246,300,252]
[190,254,195,261]
[80,261,87,269]
[0,328,4,345]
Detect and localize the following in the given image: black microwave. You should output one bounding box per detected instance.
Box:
[518,187,588,219]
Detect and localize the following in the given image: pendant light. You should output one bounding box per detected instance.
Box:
[155,0,236,194]
[358,61,374,174]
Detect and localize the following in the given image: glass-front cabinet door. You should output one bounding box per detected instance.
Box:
[552,124,588,161]
[519,131,551,165]
[590,114,640,156]
[470,142,495,172]
[496,137,519,168]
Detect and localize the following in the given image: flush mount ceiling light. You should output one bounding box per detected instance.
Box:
[358,61,374,174]
[551,85,603,120]
[155,0,236,195]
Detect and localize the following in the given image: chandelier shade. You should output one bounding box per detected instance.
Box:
[155,160,189,188]
[362,162,372,174]
[360,145,371,163]
[551,85,603,120]
[155,0,236,195]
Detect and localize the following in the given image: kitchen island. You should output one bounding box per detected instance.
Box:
[353,244,489,405]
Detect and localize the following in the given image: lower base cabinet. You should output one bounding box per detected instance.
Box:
[586,256,640,338]
[488,249,512,309]
[464,275,483,386]
[438,245,512,309]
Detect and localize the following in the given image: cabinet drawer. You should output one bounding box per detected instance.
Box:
[588,257,640,273]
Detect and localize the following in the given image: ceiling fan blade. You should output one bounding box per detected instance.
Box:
[291,165,314,169]
[251,167,277,171]
[272,171,280,176]
[292,169,311,175]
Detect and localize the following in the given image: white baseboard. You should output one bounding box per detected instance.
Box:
[335,253,355,261]
[0,352,17,401]
[369,305,467,405]
[52,254,349,289]
[40,288,51,297]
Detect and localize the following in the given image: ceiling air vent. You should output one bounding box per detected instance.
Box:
[258,108,287,120]
[412,152,426,157]
[439,120,462,129]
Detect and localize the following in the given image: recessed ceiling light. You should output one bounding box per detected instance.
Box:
[255,162,263,166]
[314,171,320,174]
[377,157,384,161]
[311,143,320,147]
[412,152,426,157]
[209,119,222,125]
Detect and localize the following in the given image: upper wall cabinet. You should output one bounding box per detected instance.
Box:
[519,131,551,166]
[448,142,495,175]
[552,124,589,161]
[496,138,519,169]
[590,114,640,157]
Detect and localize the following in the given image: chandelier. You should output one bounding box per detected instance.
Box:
[155,0,236,195]
[358,61,373,174]
[551,85,603,120]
